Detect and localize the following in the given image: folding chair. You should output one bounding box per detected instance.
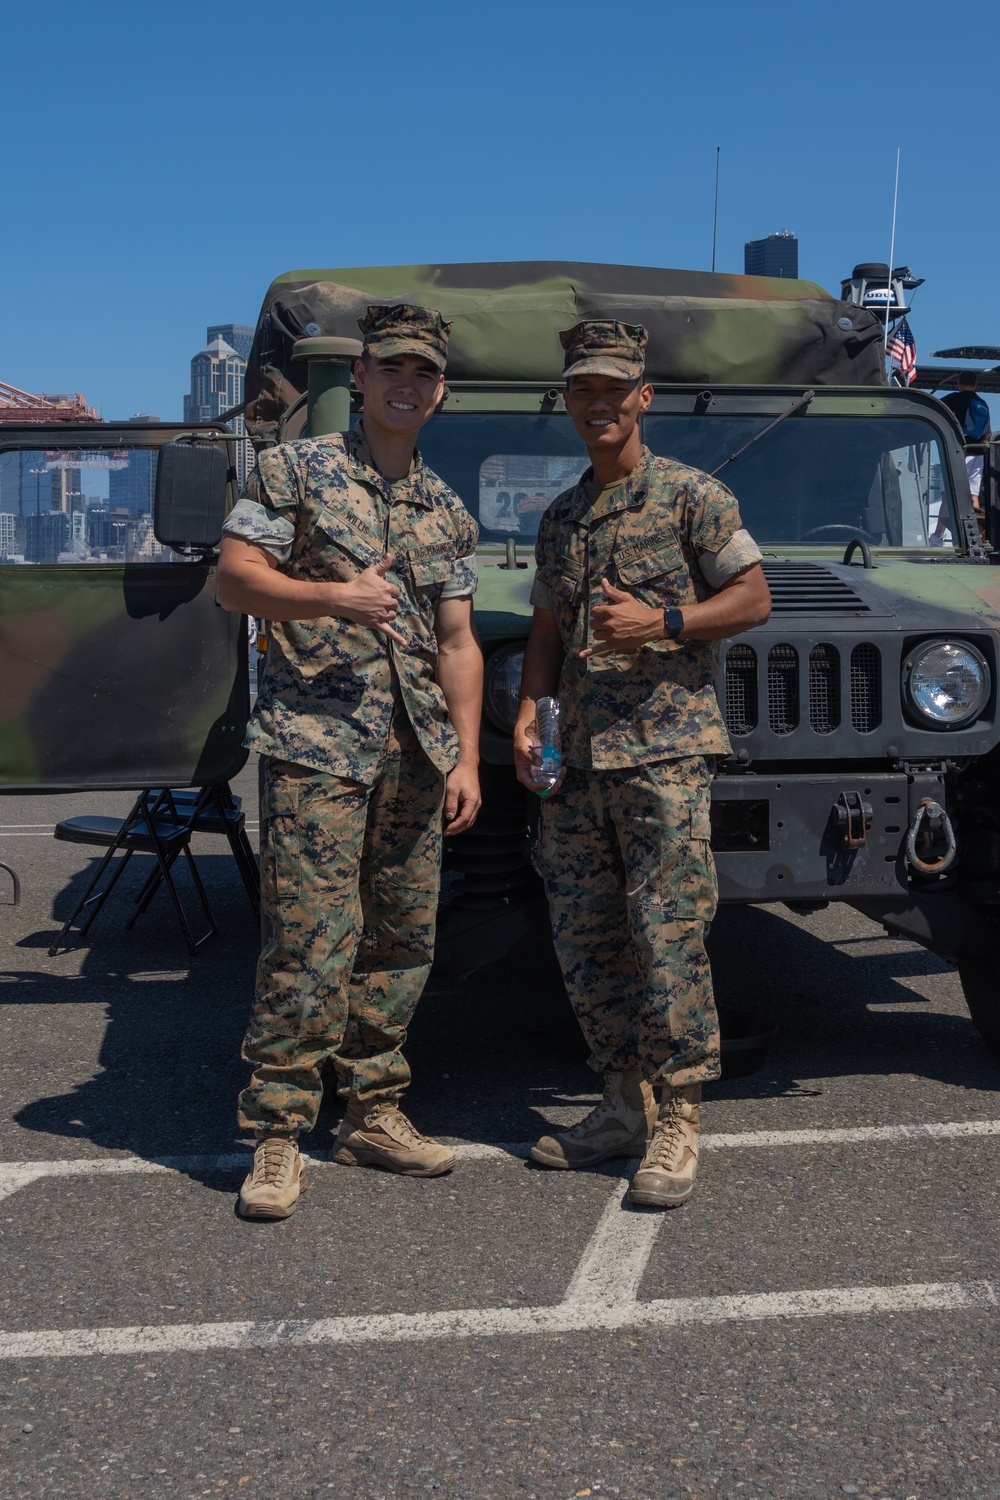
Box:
[136,783,259,922]
[49,789,216,957]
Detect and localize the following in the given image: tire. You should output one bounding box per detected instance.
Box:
[959,951,1000,1058]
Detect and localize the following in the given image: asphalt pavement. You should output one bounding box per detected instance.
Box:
[1,763,999,1499]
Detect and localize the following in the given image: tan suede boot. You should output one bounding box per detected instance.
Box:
[237,1133,305,1220]
[332,1099,456,1177]
[628,1083,701,1208]
[530,1069,657,1170]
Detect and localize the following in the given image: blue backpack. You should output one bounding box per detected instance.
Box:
[963,393,991,441]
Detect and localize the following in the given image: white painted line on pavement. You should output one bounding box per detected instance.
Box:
[2,1117,998,1203]
[704,1119,1000,1149]
[0,1144,525,1201]
[1,1278,997,1362]
[562,1177,661,1309]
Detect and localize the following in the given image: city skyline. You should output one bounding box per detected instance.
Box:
[4,1,994,425]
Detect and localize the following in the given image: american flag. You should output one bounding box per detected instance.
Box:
[886,318,917,385]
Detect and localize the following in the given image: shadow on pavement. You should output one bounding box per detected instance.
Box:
[6,857,1000,1182]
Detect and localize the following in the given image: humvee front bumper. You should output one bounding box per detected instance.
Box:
[711,772,911,902]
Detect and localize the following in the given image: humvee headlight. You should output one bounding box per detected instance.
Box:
[484,645,525,733]
[903,640,990,728]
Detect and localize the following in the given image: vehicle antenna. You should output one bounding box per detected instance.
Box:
[883,147,901,367]
[711,147,720,273]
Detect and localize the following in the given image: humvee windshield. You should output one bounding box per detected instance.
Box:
[419,412,958,550]
[418,415,586,545]
[644,415,958,549]
[0,446,169,565]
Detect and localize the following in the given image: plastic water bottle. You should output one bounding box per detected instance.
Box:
[532,696,562,796]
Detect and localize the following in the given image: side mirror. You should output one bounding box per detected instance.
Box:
[154,441,230,555]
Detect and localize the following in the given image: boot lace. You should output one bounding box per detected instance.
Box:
[645,1104,687,1170]
[367,1103,428,1143]
[254,1135,296,1183]
[565,1082,619,1139]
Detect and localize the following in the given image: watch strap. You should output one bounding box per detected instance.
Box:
[663,607,685,640]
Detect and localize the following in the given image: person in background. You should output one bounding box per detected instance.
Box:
[938,372,991,541]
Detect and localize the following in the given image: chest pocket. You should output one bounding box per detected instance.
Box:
[536,555,583,608]
[311,505,384,573]
[614,538,687,604]
[410,555,454,602]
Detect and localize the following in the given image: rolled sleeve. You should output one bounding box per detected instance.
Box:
[440,554,478,600]
[222,448,303,562]
[698,527,763,588]
[222,497,297,564]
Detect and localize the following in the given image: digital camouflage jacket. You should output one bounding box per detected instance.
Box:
[531,448,761,769]
[223,427,478,782]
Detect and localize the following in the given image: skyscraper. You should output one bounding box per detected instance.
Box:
[109,416,160,517]
[183,330,252,489]
[207,324,255,363]
[744,231,799,279]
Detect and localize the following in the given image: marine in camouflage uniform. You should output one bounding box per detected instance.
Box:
[218,305,482,1217]
[514,320,768,1208]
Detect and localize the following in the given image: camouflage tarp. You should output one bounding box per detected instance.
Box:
[245,262,886,445]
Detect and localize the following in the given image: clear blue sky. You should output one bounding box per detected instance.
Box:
[1,0,992,420]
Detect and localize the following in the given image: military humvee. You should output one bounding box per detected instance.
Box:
[2,261,998,1058]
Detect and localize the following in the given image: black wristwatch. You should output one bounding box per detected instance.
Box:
[663,607,685,640]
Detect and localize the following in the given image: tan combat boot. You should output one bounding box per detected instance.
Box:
[237,1133,306,1220]
[628,1083,701,1208]
[530,1069,657,1170]
[332,1099,456,1177]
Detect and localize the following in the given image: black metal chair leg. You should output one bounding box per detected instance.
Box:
[49,791,150,954]
[0,860,20,906]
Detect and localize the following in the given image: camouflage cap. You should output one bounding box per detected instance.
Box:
[560,320,648,382]
[358,303,452,372]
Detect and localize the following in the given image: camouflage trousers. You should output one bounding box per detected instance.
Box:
[237,713,446,1135]
[536,756,720,1088]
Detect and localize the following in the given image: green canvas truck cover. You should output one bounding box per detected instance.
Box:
[245,261,886,445]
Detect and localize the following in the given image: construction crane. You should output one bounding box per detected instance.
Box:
[0,380,100,424]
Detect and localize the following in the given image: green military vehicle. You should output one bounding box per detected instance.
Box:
[2,261,999,1057]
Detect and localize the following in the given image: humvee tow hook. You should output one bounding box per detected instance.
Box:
[905,799,958,874]
[835,790,872,849]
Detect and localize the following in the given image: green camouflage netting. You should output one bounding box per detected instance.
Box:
[245,261,886,446]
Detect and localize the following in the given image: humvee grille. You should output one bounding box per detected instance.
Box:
[850,643,882,732]
[808,644,840,734]
[762,561,871,615]
[767,645,799,734]
[723,637,887,746]
[725,644,758,734]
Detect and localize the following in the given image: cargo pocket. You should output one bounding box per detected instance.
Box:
[262,779,301,907]
[674,802,717,923]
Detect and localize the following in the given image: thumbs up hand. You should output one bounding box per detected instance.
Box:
[340,552,407,645]
[579,576,668,659]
